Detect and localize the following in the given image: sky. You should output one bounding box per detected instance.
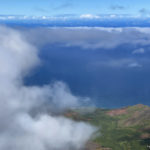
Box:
[0,0,150,16]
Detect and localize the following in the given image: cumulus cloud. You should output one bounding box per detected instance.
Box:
[0,26,96,150]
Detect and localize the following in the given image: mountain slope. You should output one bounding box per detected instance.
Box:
[65,104,150,150]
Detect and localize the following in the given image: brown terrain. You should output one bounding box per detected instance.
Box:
[84,142,112,150]
[107,108,127,116]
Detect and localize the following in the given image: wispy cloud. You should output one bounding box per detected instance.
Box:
[132,48,145,54]
[54,2,73,10]
[139,8,150,16]
[139,8,149,13]
[110,5,125,10]
[34,7,49,13]
[128,62,142,68]
[92,58,143,68]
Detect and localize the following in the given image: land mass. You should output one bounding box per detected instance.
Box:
[65,104,150,150]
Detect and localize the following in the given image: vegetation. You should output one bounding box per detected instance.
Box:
[65,104,150,150]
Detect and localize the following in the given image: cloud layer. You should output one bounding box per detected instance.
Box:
[0,26,96,150]
[23,27,150,50]
[21,27,150,69]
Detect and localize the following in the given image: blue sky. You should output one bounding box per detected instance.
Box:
[0,0,150,16]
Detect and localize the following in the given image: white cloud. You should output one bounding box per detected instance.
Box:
[132,48,145,54]
[91,58,143,68]
[0,26,96,150]
[109,14,117,18]
[80,14,100,19]
[128,62,142,68]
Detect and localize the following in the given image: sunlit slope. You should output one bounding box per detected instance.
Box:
[65,104,150,150]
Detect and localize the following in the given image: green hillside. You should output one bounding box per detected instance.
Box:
[65,104,150,150]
